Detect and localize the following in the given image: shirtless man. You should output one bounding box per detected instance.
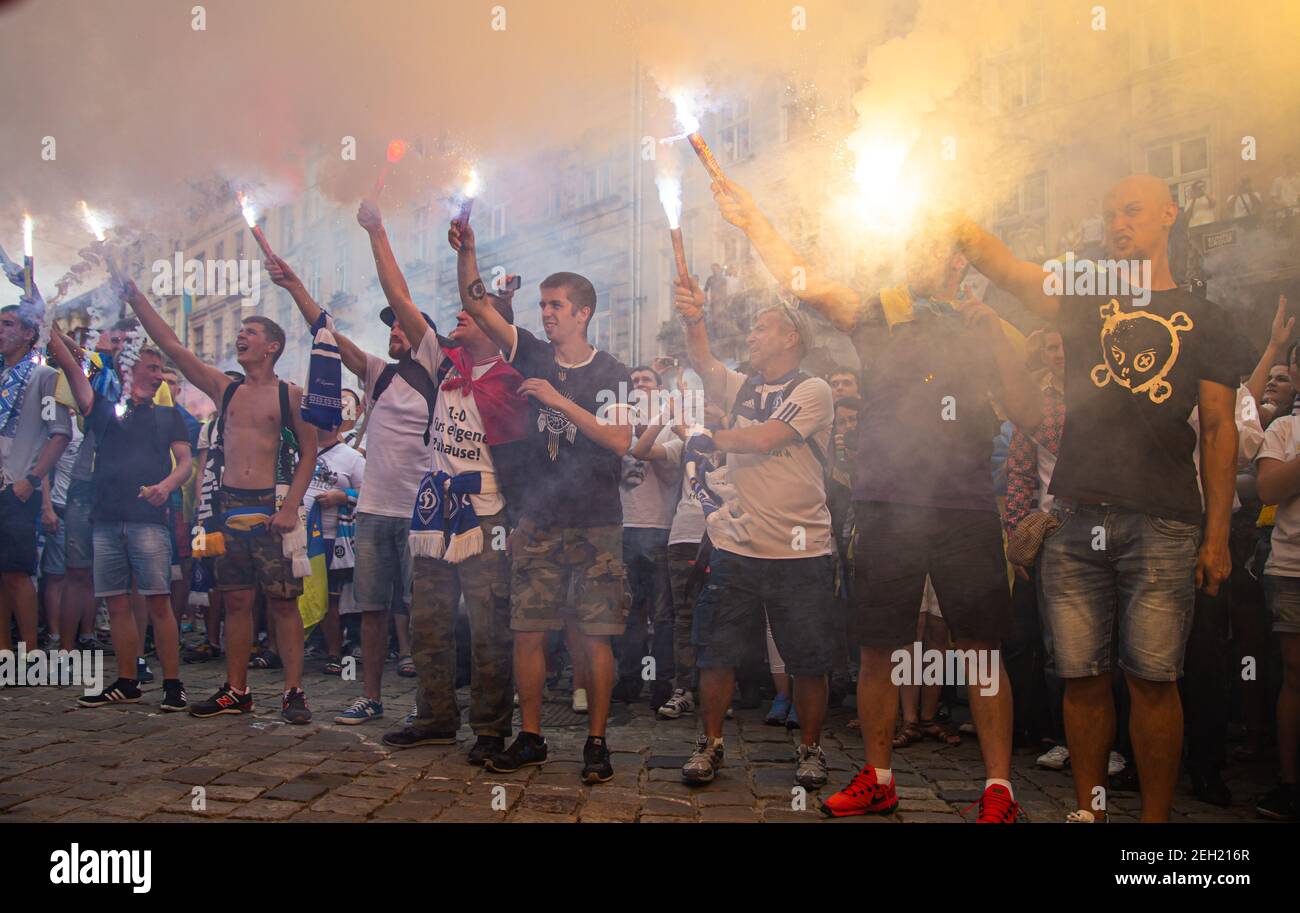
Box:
[121,280,318,723]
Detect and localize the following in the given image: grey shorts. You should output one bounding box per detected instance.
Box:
[41,506,67,577]
[1264,574,1300,635]
[350,512,412,615]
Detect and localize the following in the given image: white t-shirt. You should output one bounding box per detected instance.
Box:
[413,333,505,518]
[356,343,437,518]
[621,424,680,530]
[304,441,366,538]
[50,423,84,508]
[708,369,833,560]
[1259,414,1300,576]
[661,435,706,546]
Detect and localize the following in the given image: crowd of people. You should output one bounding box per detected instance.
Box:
[1,170,1297,823]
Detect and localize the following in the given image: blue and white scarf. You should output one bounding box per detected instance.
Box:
[409,470,483,564]
[0,355,36,440]
[301,312,343,430]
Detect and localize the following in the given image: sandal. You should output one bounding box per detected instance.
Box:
[248,650,283,670]
[397,655,417,678]
[918,718,962,746]
[892,720,924,748]
[323,656,343,676]
[183,641,221,664]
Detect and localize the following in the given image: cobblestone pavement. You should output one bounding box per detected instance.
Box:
[0,652,1280,824]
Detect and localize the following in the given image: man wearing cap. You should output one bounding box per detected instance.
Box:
[267,244,436,724]
[355,200,529,762]
[670,277,839,791]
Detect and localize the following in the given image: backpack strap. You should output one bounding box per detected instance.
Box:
[213,376,244,448]
[371,357,442,446]
[728,370,827,467]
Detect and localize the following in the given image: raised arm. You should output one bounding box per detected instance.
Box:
[672,275,728,407]
[954,218,1057,321]
[448,219,516,356]
[264,255,368,378]
[357,200,425,348]
[120,279,230,404]
[47,328,93,417]
[1247,295,1292,424]
[712,177,861,332]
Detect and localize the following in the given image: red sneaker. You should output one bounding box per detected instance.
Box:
[969,783,1021,823]
[820,765,899,818]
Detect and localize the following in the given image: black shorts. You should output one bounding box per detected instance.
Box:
[693,548,836,676]
[852,501,1012,647]
[0,486,42,575]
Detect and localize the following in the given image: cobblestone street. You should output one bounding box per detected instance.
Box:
[0,653,1280,824]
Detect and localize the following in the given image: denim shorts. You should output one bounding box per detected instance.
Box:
[64,482,95,571]
[92,521,173,597]
[1263,574,1300,635]
[41,507,67,577]
[1038,502,1200,682]
[692,548,836,676]
[351,512,412,615]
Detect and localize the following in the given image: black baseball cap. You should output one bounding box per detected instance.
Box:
[380,306,460,350]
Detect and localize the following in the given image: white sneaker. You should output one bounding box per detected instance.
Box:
[571,688,588,714]
[1107,751,1126,777]
[1037,744,1070,770]
[657,688,695,719]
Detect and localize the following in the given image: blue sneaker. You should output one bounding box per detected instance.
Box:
[786,702,800,730]
[334,697,384,725]
[765,694,791,726]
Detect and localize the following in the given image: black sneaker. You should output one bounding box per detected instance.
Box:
[78,678,142,708]
[381,726,459,749]
[282,688,312,724]
[189,682,253,718]
[611,678,642,703]
[485,732,548,772]
[581,736,614,784]
[136,658,154,684]
[160,681,188,712]
[467,735,506,766]
[1256,782,1298,821]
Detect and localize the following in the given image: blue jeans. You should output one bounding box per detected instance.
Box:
[617,526,674,686]
[92,521,172,598]
[1038,502,1200,682]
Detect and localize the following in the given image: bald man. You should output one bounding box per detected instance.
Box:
[956,174,1245,822]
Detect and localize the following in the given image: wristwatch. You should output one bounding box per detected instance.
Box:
[25,473,42,488]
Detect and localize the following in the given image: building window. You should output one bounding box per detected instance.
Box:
[334,237,349,296]
[1142,0,1202,66]
[282,206,296,250]
[215,239,225,263]
[1146,135,1209,207]
[717,100,751,164]
[415,206,431,261]
[984,46,1043,112]
[780,85,816,142]
[193,324,205,360]
[307,251,321,301]
[488,204,507,241]
[996,171,1049,259]
[589,310,611,352]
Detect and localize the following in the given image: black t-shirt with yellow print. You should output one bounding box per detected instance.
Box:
[1050,288,1246,524]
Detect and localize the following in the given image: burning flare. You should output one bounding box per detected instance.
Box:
[237,191,258,228]
[80,201,108,242]
[386,139,409,164]
[22,214,33,258]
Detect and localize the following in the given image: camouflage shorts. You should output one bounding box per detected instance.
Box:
[510,523,629,636]
[213,488,303,600]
